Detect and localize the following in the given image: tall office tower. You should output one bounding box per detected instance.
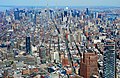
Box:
[49,9,53,19]
[39,45,46,64]
[5,10,10,16]
[86,8,89,15]
[14,9,20,20]
[64,11,67,17]
[76,11,80,17]
[80,50,98,78]
[95,12,98,18]
[71,10,75,17]
[91,13,94,18]
[98,14,102,19]
[103,39,116,78]
[61,13,63,21]
[33,13,36,24]
[26,36,31,54]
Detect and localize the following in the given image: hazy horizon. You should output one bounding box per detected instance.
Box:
[0,0,120,7]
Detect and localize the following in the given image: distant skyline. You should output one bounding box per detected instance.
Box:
[0,0,120,7]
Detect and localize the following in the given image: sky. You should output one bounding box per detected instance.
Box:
[0,0,120,7]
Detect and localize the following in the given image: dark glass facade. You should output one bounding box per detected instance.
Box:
[103,40,116,78]
[26,36,31,54]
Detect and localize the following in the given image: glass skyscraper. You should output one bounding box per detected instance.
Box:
[26,36,31,54]
[103,39,116,78]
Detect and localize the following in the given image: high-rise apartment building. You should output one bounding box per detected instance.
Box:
[103,39,116,78]
[80,50,98,78]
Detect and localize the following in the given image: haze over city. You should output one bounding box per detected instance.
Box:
[0,0,120,78]
[0,0,120,6]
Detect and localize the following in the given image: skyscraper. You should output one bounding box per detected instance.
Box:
[26,36,31,54]
[64,11,67,17]
[80,50,98,78]
[86,8,89,15]
[33,13,36,24]
[14,9,20,20]
[39,45,46,64]
[103,39,116,78]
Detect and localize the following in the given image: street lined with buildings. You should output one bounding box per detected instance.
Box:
[0,6,120,78]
